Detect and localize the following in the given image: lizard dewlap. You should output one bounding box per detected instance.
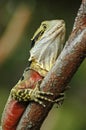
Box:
[1,19,66,130]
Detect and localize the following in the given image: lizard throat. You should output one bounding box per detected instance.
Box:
[29,31,65,76]
[30,61,48,77]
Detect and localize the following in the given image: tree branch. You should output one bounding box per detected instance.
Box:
[17,0,86,129]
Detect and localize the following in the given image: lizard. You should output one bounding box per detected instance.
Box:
[1,19,66,130]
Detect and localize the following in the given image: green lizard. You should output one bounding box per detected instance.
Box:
[1,19,66,130]
[11,19,66,106]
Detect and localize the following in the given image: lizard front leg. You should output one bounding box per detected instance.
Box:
[11,81,64,107]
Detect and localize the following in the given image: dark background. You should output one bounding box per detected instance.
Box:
[0,0,86,130]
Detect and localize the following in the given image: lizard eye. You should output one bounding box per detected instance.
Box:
[42,23,47,29]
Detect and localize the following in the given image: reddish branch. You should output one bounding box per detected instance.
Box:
[17,0,86,129]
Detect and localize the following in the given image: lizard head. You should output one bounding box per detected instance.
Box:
[29,20,66,76]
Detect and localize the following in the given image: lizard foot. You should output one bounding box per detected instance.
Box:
[11,81,65,107]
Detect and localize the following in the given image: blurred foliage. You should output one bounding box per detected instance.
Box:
[0,0,86,130]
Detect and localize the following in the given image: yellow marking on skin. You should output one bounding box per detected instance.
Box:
[11,84,64,107]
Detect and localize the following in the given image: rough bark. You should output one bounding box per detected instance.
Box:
[17,0,86,129]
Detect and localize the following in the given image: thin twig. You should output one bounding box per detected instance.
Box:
[17,0,86,129]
